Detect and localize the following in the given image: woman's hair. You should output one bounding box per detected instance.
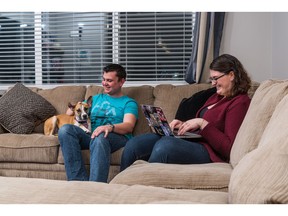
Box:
[210,54,251,97]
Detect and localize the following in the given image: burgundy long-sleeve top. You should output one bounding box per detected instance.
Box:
[196,93,251,163]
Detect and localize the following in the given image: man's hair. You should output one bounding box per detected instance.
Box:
[103,64,126,80]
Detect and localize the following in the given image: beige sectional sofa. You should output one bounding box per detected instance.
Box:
[1,79,288,204]
[0,82,221,181]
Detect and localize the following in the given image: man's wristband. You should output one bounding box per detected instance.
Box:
[107,123,115,132]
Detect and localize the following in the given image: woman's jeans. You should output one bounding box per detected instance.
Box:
[120,133,211,171]
[58,124,128,182]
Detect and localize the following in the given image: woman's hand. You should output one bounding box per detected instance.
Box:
[177,118,208,135]
[169,119,183,131]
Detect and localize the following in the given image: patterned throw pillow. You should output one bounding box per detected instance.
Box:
[0,83,56,134]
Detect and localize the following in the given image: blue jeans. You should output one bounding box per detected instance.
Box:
[58,124,128,182]
[120,133,211,171]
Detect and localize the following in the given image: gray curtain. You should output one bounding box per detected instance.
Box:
[185,12,225,84]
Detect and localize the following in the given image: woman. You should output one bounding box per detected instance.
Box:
[120,54,251,171]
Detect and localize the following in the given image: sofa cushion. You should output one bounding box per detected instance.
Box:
[0,133,59,163]
[230,79,288,168]
[229,94,288,204]
[110,160,232,191]
[0,83,56,134]
[0,163,67,180]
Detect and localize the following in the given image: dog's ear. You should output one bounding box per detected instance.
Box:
[68,102,76,110]
[86,96,92,107]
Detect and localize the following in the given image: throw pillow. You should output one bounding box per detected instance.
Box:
[0,83,56,134]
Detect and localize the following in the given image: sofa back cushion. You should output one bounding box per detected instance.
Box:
[33,86,87,133]
[153,83,211,123]
[38,86,87,114]
[230,80,288,168]
[229,94,288,203]
[86,85,154,136]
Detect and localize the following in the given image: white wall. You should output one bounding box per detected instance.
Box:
[271,13,288,80]
[221,12,273,82]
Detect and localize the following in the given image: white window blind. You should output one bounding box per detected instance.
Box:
[0,12,195,87]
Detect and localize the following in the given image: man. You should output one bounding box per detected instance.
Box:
[59,64,138,182]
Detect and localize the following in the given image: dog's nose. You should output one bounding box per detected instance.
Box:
[83,114,88,119]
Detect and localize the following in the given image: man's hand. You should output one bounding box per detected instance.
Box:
[91,125,113,138]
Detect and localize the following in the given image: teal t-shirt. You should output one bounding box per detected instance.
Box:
[89,93,138,139]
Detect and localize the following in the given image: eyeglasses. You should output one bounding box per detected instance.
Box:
[209,74,226,83]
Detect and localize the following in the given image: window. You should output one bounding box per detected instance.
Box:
[0,12,195,87]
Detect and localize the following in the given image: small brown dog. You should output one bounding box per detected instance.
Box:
[44,96,92,136]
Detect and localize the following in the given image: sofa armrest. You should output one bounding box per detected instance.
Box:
[110,160,232,192]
